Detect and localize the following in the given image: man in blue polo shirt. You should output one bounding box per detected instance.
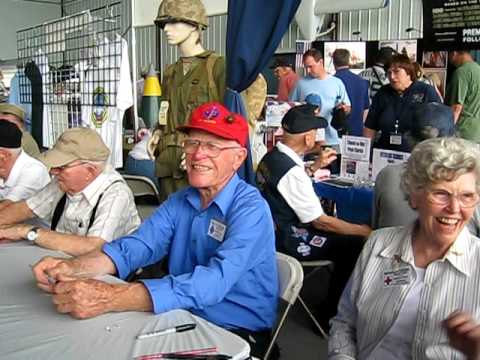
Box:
[290,48,351,146]
[32,102,278,358]
[332,49,370,137]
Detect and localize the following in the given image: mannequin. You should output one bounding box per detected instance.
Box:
[148,0,225,201]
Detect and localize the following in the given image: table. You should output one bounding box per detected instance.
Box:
[313,180,374,225]
[0,244,250,360]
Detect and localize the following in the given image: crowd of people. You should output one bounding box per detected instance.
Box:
[2,40,480,360]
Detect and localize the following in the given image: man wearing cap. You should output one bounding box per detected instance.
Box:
[0,121,49,210]
[256,104,370,328]
[0,128,140,256]
[0,103,40,158]
[31,103,278,358]
[271,56,299,101]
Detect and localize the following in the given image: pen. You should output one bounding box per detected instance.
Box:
[137,323,197,340]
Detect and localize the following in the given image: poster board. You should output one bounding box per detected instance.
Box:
[324,41,366,75]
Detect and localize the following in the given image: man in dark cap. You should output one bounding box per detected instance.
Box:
[0,121,49,211]
[256,104,371,329]
[373,102,457,229]
[271,56,299,101]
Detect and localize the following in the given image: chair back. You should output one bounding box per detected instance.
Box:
[122,174,160,220]
[263,252,304,359]
[123,174,160,199]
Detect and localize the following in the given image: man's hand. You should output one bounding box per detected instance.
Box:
[336,103,351,115]
[443,310,480,360]
[52,279,116,319]
[314,147,337,169]
[0,224,33,243]
[32,256,78,293]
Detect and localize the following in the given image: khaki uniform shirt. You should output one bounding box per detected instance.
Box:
[26,166,140,241]
[155,51,225,178]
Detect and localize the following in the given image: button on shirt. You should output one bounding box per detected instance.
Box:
[26,166,140,241]
[103,174,278,331]
[329,224,480,360]
[0,151,50,202]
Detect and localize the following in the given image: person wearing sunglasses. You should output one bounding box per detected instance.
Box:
[31,102,278,359]
[330,136,480,359]
[0,127,140,256]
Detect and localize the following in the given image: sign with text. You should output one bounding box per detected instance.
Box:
[371,149,410,180]
[423,0,480,50]
[339,136,371,181]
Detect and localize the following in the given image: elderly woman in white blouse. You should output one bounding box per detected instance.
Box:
[329,137,480,360]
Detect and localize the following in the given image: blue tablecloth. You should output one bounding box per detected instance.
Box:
[313,181,374,225]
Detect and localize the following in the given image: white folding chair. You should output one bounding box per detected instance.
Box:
[298,260,334,338]
[263,252,304,360]
[122,174,160,220]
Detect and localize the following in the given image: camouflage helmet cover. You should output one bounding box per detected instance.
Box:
[155,0,208,30]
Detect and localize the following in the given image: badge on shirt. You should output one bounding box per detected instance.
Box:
[389,134,402,145]
[383,267,412,287]
[208,219,227,242]
[310,235,327,248]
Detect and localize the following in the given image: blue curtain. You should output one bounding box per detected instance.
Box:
[224,0,301,184]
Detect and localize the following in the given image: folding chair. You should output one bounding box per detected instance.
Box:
[122,174,160,220]
[263,252,304,360]
[298,260,334,338]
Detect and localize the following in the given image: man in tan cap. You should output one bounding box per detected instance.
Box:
[0,103,40,158]
[0,128,140,256]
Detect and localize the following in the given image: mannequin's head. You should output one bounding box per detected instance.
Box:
[163,21,200,46]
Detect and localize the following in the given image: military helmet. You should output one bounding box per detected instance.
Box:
[155,0,208,30]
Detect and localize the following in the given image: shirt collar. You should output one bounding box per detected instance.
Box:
[185,173,240,216]
[276,142,305,168]
[68,165,119,206]
[4,151,29,187]
[380,222,473,276]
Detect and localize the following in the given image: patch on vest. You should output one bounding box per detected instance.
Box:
[309,235,327,248]
[291,225,309,241]
[297,242,311,257]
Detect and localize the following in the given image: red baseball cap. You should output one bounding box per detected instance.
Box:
[177,102,248,147]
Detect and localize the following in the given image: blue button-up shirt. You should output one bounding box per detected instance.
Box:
[103,174,278,331]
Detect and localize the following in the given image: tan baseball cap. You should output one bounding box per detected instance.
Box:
[0,103,25,122]
[39,128,110,168]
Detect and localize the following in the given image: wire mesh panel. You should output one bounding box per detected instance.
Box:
[16,2,122,146]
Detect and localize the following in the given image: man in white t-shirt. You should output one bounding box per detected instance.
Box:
[0,121,50,211]
[256,104,370,329]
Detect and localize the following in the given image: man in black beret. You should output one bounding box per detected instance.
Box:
[256,104,371,330]
[0,121,49,210]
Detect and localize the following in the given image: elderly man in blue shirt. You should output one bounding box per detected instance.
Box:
[32,102,278,358]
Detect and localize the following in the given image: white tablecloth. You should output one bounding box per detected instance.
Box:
[0,244,250,360]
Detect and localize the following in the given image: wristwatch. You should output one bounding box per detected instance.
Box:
[26,227,40,243]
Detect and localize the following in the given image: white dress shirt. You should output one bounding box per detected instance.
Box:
[276,142,324,223]
[27,165,140,241]
[0,151,50,202]
[329,223,480,360]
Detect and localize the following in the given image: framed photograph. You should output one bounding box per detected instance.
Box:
[323,41,366,75]
[379,40,417,63]
[422,51,448,69]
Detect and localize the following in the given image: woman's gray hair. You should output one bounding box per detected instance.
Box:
[401,137,480,201]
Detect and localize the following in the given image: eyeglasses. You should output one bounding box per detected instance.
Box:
[182,139,241,158]
[426,189,480,208]
[50,161,87,173]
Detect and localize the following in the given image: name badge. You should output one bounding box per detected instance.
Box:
[383,267,412,287]
[389,134,402,145]
[208,219,227,242]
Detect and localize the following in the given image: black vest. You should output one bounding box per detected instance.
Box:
[256,148,300,227]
